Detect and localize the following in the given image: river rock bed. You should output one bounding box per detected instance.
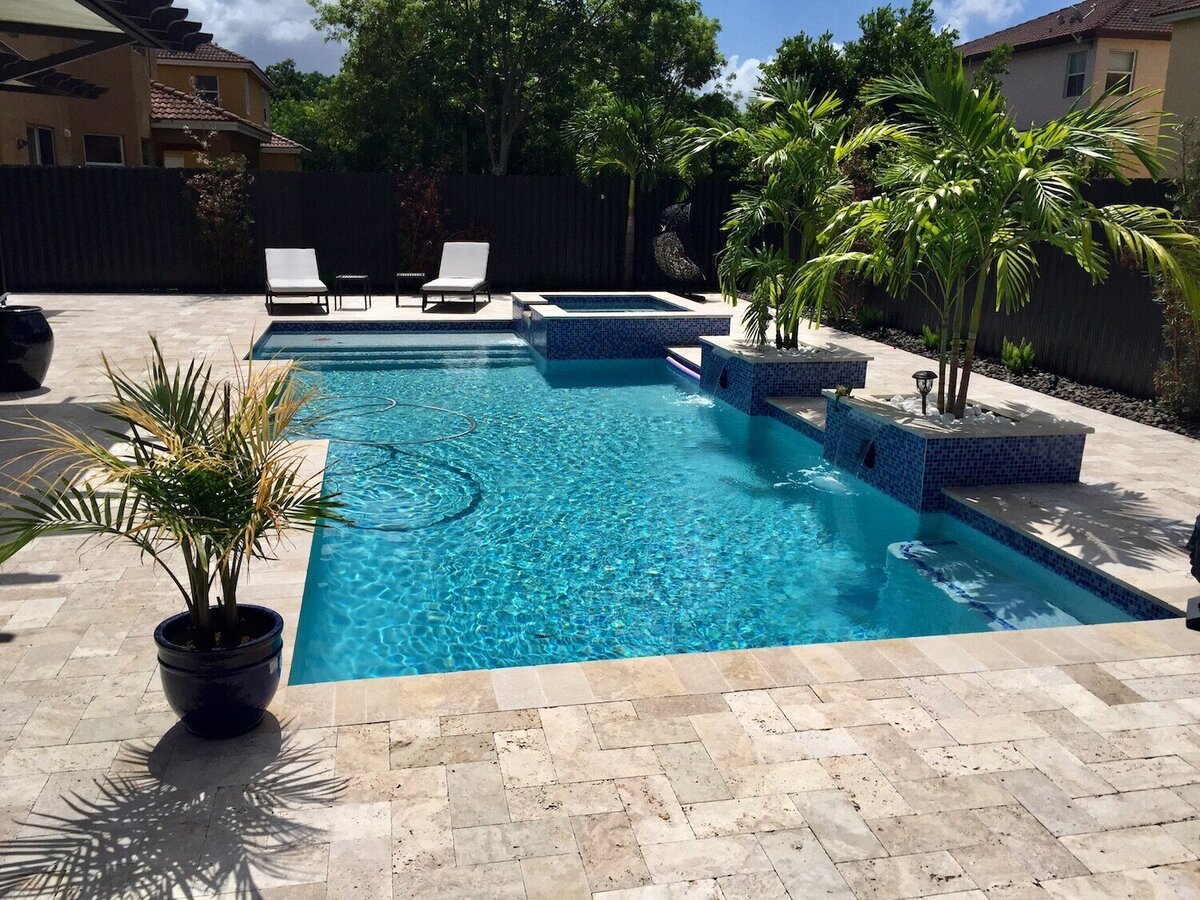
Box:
[837,322,1200,440]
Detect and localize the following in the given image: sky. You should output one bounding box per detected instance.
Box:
[184,0,1074,83]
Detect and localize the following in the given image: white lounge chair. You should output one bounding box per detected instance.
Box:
[265,248,330,314]
[422,242,491,312]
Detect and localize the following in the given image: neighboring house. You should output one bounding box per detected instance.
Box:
[153,42,304,171]
[1156,1,1200,131]
[0,34,305,170]
[959,0,1174,172]
[1,39,158,167]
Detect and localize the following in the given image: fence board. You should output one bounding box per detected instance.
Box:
[0,166,1172,395]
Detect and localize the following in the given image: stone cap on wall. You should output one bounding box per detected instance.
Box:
[513,291,733,319]
[701,334,873,363]
[824,391,1096,440]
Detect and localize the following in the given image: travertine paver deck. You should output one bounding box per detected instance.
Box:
[0,293,1199,899]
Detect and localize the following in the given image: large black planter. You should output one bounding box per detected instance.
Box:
[0,305,54,392]
[155,605,284,739]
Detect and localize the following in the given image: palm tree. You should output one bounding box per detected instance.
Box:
[805,62,1200,416]
[567,91,691,287]
[0,339,344,645]
[687,80,901,348]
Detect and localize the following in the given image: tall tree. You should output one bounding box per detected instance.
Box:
[760,1,958,106]
[311,0,722,174]
[687,80,901,347]
[263,59,338,170]
[803,63,1200,417]
[567,91,691,285]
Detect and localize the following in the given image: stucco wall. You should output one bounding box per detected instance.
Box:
[0,38,151,167]
[978,36,1169,176]
[259,151,303,172]
[988,42,1099,127]
[1162,16,1200,165]
[153,62,272,128]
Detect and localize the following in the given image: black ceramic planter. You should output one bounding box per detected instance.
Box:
[0,305,54,392]
[155,605,284,739]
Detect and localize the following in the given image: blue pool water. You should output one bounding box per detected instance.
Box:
[550,295,686,313]
[256,332,1138,684]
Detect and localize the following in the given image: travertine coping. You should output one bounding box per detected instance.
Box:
[702,334,873,363]
[512,290,733,320]
[824,390,1096,440]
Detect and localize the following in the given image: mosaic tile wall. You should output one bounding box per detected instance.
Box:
[945,497,1180,621]
[701,345,869,415]
[523,310,731,360]
[823,398,1087,512]
[266,320,514,334]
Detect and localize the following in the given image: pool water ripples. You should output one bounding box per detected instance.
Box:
[277,339,1136,683]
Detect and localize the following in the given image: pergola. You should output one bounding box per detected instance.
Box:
[0,1,209,301]
[0,0,210,97]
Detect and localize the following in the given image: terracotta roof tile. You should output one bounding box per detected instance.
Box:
[1155,0,1200,15]
[959,0,1173,58]
[265,131,307,152]
[149,81,271,139]
[155,41,251,64]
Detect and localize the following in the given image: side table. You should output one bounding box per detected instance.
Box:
[335,275,371,311]
[395,272,426,307]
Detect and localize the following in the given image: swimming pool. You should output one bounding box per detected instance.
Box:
[550,295,687,313]
[258,331,1140,684]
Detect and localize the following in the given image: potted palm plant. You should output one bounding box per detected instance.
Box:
[0,338,343,738]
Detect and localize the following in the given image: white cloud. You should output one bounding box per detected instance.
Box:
[178,0,343,72]
[711,55,769,106]
[934,0,1027,40]
[186,0,317,45]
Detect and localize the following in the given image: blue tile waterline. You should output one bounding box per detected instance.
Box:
[252,329,1153,685]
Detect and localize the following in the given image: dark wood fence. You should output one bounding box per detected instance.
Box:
[0,166,1172,396]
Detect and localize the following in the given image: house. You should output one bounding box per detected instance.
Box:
[959,0,1174,170]
[1157,1,1200,130]
[0,28,305,170]
[152,42,304,171]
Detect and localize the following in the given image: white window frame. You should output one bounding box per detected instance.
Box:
[83,133,125,167]
[26,125,55,165]
[1064,50,1088,99]
[1105,49,1136,95]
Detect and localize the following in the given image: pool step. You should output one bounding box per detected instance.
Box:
[765,397,827,433]
[274,346,533,367]
[665,346,702,374]
[888,540,1083,630]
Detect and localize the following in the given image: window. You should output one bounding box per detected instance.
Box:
[26,126,55,165]
[191,74,219,104]
[1064,50,1088,98]
[83,134,124,166]
[1105,50,1136,94]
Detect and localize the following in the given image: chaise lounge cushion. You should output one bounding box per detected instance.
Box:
[269,277,329,293]
[422,276,487,292]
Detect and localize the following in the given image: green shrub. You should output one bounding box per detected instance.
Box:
[1001,337,1035,375]
[857,305,884,330]
[919,324,941,352]
[1155,281,1200,422]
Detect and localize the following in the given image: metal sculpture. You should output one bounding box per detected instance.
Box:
[654,203,704,290]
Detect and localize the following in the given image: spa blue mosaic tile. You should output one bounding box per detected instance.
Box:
[524,310,731,359]
[823,398,1087,512]
[945,497,1179,621]
[266,319,513,334]
[700,345,869,415]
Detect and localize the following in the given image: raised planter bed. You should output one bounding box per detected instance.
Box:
[823,392,1094,512]
[699,335,871,415]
